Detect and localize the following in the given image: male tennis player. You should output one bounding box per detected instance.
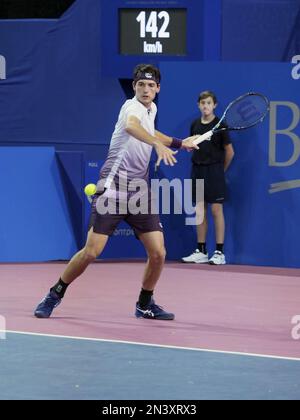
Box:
[34,64,198,320]
[182,91,234,265]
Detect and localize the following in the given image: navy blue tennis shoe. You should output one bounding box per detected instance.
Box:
[34,291,61,318]
[135,298,175,320]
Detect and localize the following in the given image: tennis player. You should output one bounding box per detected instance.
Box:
[34,63,198,320]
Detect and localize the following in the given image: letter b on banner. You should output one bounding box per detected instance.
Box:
[269,101,300,167]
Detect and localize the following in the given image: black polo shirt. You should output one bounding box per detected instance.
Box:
[191,116,231,165]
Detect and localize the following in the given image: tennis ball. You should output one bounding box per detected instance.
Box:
[84,183,97,196]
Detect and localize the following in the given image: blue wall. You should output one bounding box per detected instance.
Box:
[0,148,78,262]
[158,61,300,267]
[222,0,300,62]
[1,0,298,148]
[0,0,125,147]
[1,0,300,265]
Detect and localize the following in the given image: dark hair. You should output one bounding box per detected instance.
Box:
[198,90,217,104]
[133,64,161,84]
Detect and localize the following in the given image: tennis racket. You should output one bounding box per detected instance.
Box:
[193,92,270,145]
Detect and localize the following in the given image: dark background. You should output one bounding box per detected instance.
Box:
[0,0,75,18]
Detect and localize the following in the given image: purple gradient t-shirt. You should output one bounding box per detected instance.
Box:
[99,97,157,194]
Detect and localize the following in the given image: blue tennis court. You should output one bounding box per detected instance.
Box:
[1,331,300,400]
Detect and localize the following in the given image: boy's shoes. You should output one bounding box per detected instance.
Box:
[181,249,209,264]
[34,290,61,318]
[135,298,175,320]
[208,251,226,265]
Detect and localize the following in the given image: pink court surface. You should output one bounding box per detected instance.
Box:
[1,261,300,359]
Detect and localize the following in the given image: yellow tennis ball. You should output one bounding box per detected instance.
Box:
[84,183,97,196]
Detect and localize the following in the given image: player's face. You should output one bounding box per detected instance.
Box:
[199,97,217,117]
[133,80,160,108]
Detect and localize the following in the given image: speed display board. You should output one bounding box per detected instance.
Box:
[101,0,205,78]
[119,9,187,56]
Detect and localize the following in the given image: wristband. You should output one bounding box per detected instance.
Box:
[171,137,182,149]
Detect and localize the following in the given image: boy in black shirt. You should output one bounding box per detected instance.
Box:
[182,91,234,265]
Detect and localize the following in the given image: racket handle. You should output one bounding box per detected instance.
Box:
[193,130,213,145]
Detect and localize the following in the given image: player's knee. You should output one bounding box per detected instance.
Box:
[82,247,99,262]
[149,248,166,264]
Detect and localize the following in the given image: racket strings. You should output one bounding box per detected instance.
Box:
[224,94,269,129]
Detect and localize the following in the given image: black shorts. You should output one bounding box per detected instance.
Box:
[88,192,163,237]
[191,163,226,204]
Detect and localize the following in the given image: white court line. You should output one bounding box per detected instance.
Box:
[1,329,300,363]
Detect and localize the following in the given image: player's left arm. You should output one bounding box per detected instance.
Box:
[224,143,235,171]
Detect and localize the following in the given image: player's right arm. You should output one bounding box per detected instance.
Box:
[125,115,178,167]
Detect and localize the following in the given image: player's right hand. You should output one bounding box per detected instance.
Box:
[153,141,178,170]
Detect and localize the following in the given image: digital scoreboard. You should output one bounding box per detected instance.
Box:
[101,0,204,78]
[119,9,187,56]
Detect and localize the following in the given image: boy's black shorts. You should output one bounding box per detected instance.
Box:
[191,163,226,204]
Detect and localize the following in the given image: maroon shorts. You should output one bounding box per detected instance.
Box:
[88,192,163,237]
